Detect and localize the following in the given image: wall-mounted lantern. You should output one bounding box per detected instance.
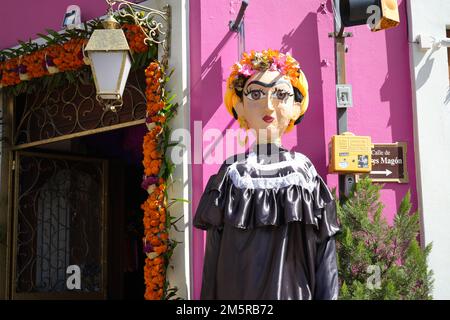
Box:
[85,0,171,112]
[85,11,132,112]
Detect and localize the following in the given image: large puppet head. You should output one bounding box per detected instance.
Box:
[224,49,309,143]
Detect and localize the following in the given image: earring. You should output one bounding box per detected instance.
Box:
[238,128,249,147]
[237,117,249,147]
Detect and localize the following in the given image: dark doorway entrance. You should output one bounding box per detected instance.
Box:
[9,124,148,299]
[78,124,148,299]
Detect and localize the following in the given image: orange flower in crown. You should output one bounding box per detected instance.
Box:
[224,49,309,133]
[230,50,300,90]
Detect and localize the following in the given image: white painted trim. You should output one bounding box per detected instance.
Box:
[150,0,192,300]
[407,0,450,300]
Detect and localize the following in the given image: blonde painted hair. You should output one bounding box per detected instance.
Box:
[224,49,309,133]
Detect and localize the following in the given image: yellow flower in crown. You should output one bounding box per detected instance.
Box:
[229,49,301,94]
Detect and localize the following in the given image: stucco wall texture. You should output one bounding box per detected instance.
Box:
[0,0,416,300]
[189,0,416,299]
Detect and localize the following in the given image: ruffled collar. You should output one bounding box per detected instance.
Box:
[250,142,288,155]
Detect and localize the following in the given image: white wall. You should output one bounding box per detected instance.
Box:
[407,0,450,300]
[148,0,192,299]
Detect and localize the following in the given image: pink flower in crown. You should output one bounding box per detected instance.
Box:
[273,54,287,74]
[239,63,256,77]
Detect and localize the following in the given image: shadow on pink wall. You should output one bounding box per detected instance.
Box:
[281,12,328,177]
[378,0,418,222]
[189,4,331,299]
[189,0,235,300]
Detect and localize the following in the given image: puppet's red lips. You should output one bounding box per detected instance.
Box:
[263,115,274,123]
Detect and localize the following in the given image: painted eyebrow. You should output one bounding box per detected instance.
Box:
[246,79,292,88]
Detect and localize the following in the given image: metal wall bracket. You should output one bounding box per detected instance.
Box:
[417,34,450,50]
[229,0,249,32]
[106,0,171,65]
[229,0,249,60]
[328,31,353,38]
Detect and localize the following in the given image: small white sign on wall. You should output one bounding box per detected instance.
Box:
[63,5,82,30]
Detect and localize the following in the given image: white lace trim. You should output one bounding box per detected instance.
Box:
[227,152,318,191]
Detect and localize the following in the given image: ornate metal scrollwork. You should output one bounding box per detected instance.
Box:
[13,70,147,148]
[106,0,171,64]
[14,153,106,294]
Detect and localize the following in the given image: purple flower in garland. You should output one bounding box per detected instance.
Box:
[143,241,154,254]
[8,66,19,73]
[141,175,159,190]
[45,56,55,67]
[18,64,27,74]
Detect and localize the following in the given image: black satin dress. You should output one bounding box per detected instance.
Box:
[193,143,341,300]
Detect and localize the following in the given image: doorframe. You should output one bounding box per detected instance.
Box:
[0,94,14,299]
[152,0,192,300]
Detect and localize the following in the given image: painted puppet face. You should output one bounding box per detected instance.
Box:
[234,70,302,143]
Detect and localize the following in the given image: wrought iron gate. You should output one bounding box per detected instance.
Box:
[11,151,108,299]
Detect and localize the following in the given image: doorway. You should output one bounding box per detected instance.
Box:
[79,125,148,299]
[9,124,148,299]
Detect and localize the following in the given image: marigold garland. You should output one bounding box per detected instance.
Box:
[122,23,149,54]
[0,58,20,87]
[141,61,173,300]
[0,26,147,89]
[1,15,180,299]
[47,38,88,72]
[19,50,48,80]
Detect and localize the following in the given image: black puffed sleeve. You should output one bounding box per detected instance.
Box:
[193,173,225,230]
[314,234,339,300]
[199,226,222,299]
[193,165,230,299]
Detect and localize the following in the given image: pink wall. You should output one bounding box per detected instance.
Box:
[0,0,416,300]
[0,0,110,50]
[189,0,416,299]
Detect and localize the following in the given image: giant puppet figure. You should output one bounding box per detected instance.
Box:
[193,50,340,300]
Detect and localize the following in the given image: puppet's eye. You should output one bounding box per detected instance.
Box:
[272,88,293,100]
[245,89,266,100]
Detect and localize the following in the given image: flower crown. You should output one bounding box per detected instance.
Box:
[229,49,301,93]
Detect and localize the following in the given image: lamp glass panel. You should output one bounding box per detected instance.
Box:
[89,51,129,99]
[118,53,132,98]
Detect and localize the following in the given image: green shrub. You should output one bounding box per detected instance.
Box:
[336,177,433,299]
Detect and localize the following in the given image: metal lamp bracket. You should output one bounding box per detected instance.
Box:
[105,0,171,65]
